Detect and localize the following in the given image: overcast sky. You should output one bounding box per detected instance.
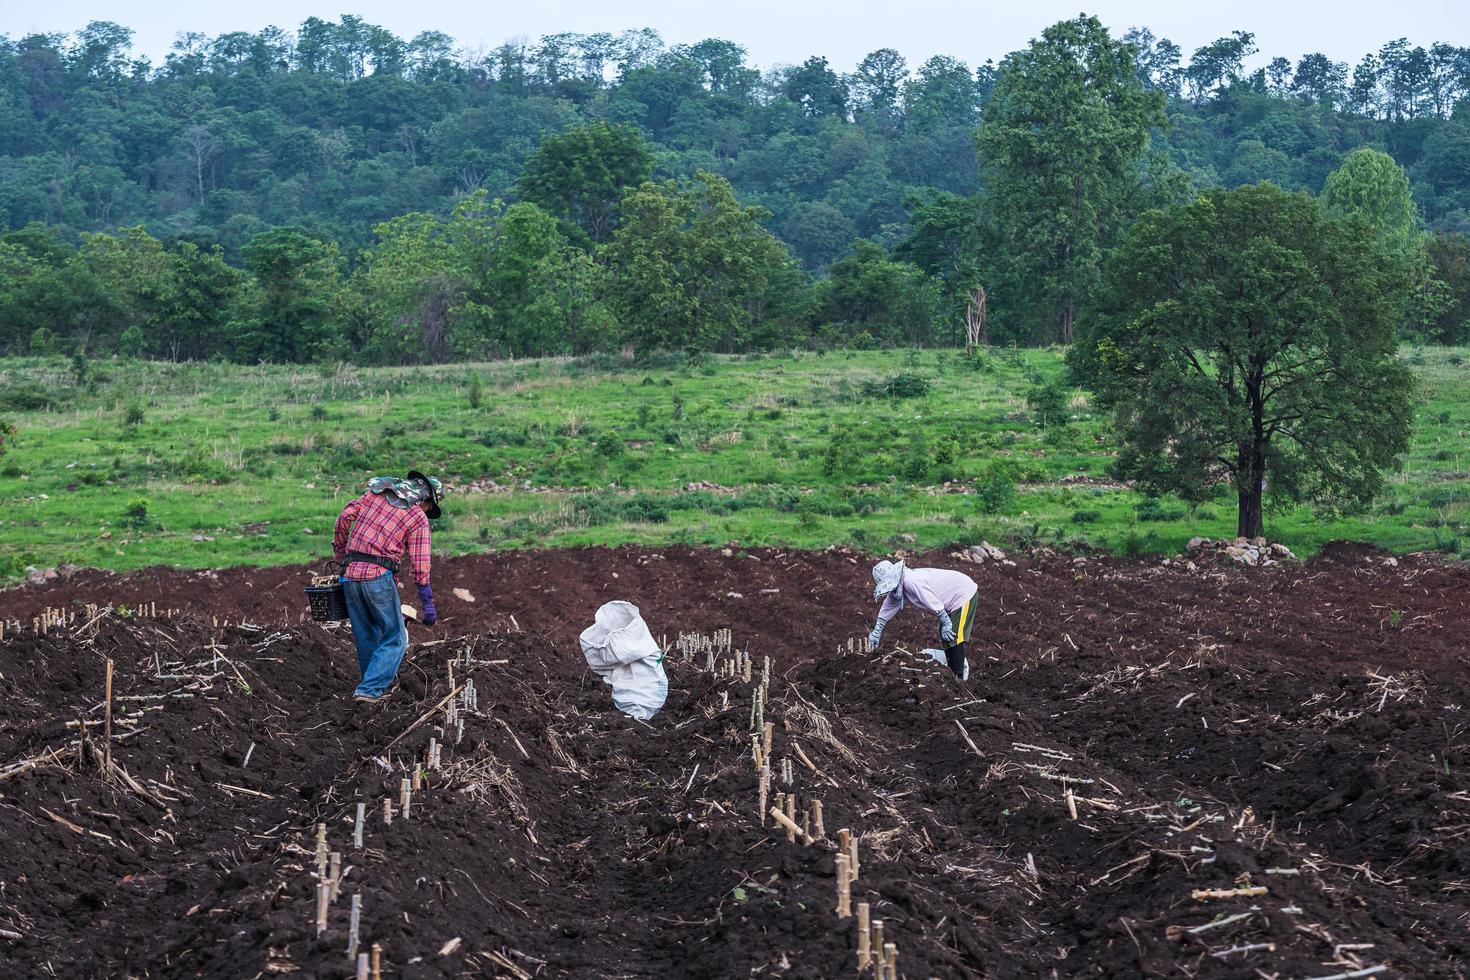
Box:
[4,1,1465,72]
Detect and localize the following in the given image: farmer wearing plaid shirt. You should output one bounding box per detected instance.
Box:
[332,471,444,703]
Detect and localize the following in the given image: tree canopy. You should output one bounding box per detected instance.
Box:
[1,17,1469,360]
[978,15,1166,343]
[1070,183,1416,538]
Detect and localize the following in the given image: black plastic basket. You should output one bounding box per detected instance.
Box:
[305,580,348,622]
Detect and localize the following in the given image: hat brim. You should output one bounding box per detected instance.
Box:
[407,470,442,520]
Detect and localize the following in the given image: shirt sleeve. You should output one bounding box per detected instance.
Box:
[407,513,432,586]
[333,498,360,559]
[877,592,903,621]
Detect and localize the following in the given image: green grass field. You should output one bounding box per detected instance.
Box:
[2,346,1468,581]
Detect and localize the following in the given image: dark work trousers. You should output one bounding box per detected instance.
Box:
[943,594,976,679]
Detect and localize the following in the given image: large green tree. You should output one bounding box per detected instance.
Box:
[1321,147,1419,255]
[817,240,943,346]
[602,171,793,353]
[354,194,614,362]
[231,229,343,362]
[516,122,653,245]
[1424,232,1470,343]
[977,15,1165,344]
[1321,148,1456,336]
[1070,183,1415,538]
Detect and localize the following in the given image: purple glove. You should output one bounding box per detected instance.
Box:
[417,584,437,626]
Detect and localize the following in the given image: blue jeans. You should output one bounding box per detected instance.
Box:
[342,572,407,697]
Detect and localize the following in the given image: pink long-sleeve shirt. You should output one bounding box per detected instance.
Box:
[878,567,978,620]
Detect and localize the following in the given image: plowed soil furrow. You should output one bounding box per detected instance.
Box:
[1,545,1466,978]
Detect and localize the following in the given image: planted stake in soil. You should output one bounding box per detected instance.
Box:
[348,894,361,959]
[835,853,851,917]
[102,659,113,773]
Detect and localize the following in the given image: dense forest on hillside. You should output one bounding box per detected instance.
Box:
[2,17,1469,361]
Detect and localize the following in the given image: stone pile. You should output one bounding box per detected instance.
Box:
[23,563,81,585]
[1185,536,1296,567]
[954,542,1012,565]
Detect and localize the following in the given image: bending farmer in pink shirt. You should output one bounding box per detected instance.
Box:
[867,560,977,680]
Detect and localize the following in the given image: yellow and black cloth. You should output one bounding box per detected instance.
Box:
[943,594,976,679]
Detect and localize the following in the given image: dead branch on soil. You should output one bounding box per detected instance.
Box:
[0,744,77,783]
[379,683,466,753]
[452,751,538,844]
[954,721,985,759]
[1191,886,1268,900]
[1364,669,1425,712]
[780,692,860,767]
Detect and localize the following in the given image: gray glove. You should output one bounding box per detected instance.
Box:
[867,618,888,650]
[938,609,956,646]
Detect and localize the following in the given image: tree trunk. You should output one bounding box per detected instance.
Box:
[1237,481,1264,539]
[965,286,987,353]
[1236,440,1266,538]
[1059,295,1075,345]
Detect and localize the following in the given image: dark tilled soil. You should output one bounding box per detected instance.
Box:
[1,546,1467,978]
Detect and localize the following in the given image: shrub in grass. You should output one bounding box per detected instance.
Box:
[1025,381,1071,427]
[1431,528,1462,553]
[1121,529,1157,556]
[900,447,930,481]
[1425,486,1470,508]
[973,463,1017,514]
[822,434,851,477]
[736,486,802,512]
[596,432,626,458]
[467,374,484,409]
[860,373,932,399]
[1070,509,1102,524]
[573,492,670,525]
[965,350,995,372]
[1135,498,1186,522]
[797,493,855,518]
[122,498,151,527]
[124,403,145,426]
[620,494,670,523]
[1,382,68,412]
[28,326,58,355]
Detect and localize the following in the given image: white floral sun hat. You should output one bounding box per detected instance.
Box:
[871,559,905,602]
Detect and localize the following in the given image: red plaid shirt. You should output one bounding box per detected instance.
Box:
[333,492,432,586]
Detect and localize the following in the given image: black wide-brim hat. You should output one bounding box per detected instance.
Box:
[407,469,443,519]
